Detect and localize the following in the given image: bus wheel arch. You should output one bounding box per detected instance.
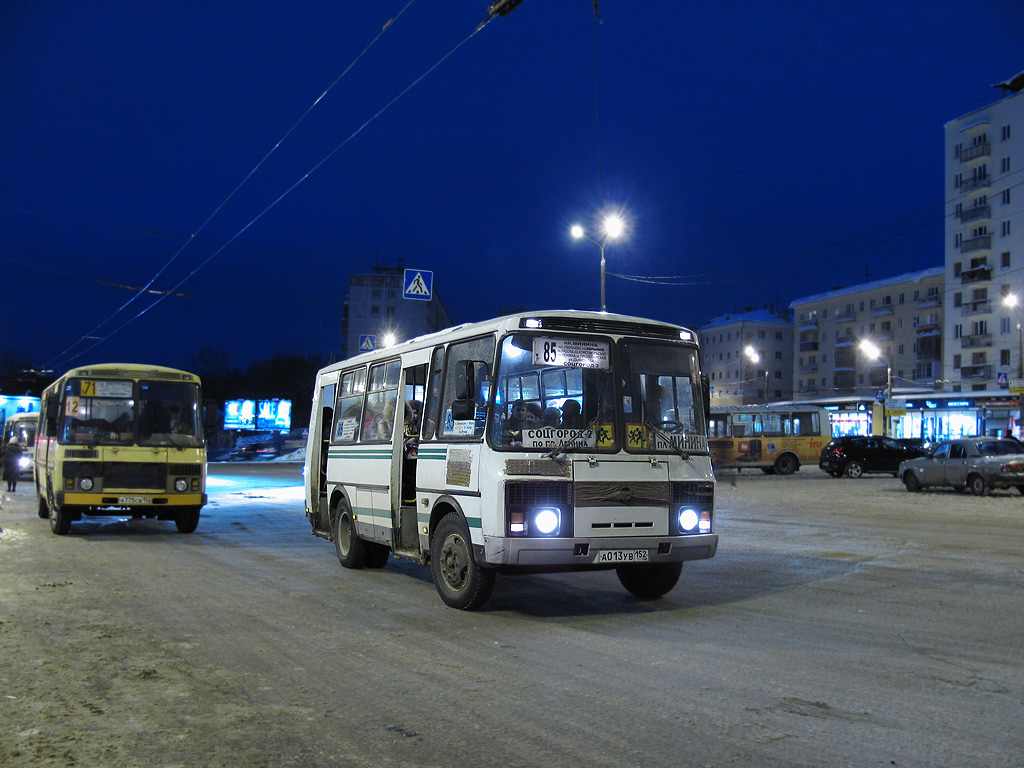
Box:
[773,452,799,475]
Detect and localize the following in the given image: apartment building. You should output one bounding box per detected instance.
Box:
[944,75,1024,390]
[698,309,793,405]
[789,268,945,401]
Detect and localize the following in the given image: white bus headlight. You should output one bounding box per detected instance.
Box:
[533,508,560,536]
[174,478,189,492]
[79,477,94,491]
[678,508,699,532]
[19,456,32,470]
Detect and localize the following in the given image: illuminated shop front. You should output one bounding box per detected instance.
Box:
[893,395,1020,441]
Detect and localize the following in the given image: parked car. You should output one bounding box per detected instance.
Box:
[819,435,929,478]
[898,437,1024,495]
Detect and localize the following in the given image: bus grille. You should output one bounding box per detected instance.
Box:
[672,481,715,508]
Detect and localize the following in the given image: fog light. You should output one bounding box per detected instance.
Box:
[533,508,559,535]
[174,478,189,492]
[80,477,94,491]
[699,510,711,533]
[678,508,699,532]
[510,511,525,534]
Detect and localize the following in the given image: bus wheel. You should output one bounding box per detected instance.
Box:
[37,494,49,519]
[49,504,72,536]
[333,500,370,569]
[430,514,494,610]
[616,562,683,599]
[774,454,798,475]
[175,507,201,533]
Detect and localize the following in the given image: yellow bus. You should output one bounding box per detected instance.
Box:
[34,363,209,535]
[305,310,718,610]
[708,404,831,475]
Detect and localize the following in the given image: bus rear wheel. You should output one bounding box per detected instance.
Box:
[430,513,494,610]
[333,499,371,569]
[616,562,683,599]
[774,453,798,475]
[175,507,201,533]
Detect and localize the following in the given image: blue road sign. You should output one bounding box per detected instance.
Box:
[359,335,375,352]
[997,371,1009,387]
[403,269,433,301]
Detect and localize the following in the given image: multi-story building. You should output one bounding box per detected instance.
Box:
[698,309,793,405]
[789,268,945,401]
[341,263,452,359]
[944,76,1024,391]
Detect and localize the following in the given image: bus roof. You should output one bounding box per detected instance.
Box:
[323,309,698,374]
[50,363,201,386]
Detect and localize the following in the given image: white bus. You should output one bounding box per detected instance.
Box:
[304,310,718,610]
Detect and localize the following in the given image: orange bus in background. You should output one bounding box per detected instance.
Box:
[708,405,831,475]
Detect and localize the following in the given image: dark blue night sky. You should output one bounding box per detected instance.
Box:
[2,1,1021,373]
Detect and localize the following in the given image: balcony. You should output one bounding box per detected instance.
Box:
[960,333,992,348]
[960,235,992,253]
[960,142,991,162]
[960,204,991,223]
[799,341,819,352]
[960,364,992,380]
[836,310,856,322]
[798,364,818,375]
[959,176,991,192]
[960,265,992,283]
[917,294,942,308]
[834,330,856,344]
[872,305,894,316]
[961,299,992,315]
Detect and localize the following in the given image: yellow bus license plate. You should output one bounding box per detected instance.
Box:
[118,496,152,504]
[594,549,650,564]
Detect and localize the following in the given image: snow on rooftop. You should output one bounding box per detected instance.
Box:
[788,267,944,308]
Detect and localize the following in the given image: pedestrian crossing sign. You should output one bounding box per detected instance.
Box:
[359,335,375,351]
[403,269,433,301]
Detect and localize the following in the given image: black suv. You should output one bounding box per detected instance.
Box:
[819,436,929,478]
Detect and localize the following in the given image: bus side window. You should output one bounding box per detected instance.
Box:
[334,368,366,443]
[440,335,495,438]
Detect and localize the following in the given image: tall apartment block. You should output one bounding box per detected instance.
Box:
[789,268,945,401]
[945,75,1024,390]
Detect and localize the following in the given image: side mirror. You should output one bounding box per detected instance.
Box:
[701,374,711,429]
[45,397,59,438]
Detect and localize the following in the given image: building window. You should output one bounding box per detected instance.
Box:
[1002,124,1012,140]
[1002,221,1012,237]
[1003,252,1012,268]
[954,292,962,307]
[1002,349,1011,366]
[1002,317,1012,334]
[898,293,905,304]
[953,354,961,369]
[371,305,380,315]
[1003,189,1012,205]
[1002,157,1011,173]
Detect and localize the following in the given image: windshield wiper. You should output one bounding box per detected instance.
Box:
[643,420,691,460]
[545,416,600,461]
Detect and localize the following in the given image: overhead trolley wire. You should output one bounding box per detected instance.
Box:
[47,4,517,370]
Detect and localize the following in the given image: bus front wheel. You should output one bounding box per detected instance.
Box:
[175,507,201,533]
[37,494,49,519]
[774,453,798,475]
[49,503,72,536]
[616,562,683,599]
[430,513,494,610]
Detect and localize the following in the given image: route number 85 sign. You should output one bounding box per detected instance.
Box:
[532,338,610,369]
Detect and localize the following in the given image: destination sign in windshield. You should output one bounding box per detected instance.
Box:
[532,338,610,369]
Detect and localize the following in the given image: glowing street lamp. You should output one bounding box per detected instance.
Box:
[859,339,891,436]
[570,213,626,312]
[744,345,768,405]
[1003,295,1023,379]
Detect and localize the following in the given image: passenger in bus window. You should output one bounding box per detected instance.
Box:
[560,399,583,429]
[542,407,561,427]
[524,403,542,426]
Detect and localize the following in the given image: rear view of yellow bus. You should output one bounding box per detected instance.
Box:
[34,364,209,535]
[305,311,718,610]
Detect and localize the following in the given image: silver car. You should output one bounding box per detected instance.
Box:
[898,437,1024,496]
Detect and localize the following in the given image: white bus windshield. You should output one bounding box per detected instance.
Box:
[491,333,617,451]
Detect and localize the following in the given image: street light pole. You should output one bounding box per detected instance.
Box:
[860,339,891,437]
[570,213,625,313]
